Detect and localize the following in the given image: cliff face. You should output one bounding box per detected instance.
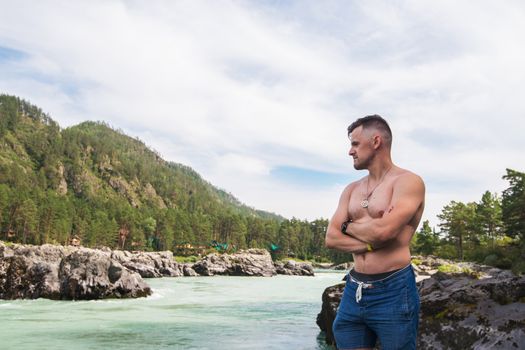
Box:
[0,241,151,300]
[316,257,525,350]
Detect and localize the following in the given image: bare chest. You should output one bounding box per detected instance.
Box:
[348,181,394,220]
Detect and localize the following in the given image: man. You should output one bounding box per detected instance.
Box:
[325,115,425,350]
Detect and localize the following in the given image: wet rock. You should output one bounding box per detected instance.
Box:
[182,264,198,277]
[0,243,68,299]
[111,250,183,278]
[192,249,276,276]
[316,282,345,347]
[59,248,151,299]
[0,242,151,300]
[332,262,354,270]
[311,262,333,269]
[274,260,314,276]
[417,273,525,349]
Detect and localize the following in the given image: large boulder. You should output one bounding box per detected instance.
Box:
[274,260,315,276]
[316,282,345,347]
[316,261,525,349]
[0,243,70,299]
[332,262,354,271]
[417,272,525,349]
[192,249,276,276]
[111,250,183,278]
[59,248,151,299]
[0,242,151,300]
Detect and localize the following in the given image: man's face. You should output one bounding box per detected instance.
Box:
[349,126,374,170]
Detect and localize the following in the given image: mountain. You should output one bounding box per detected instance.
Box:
[0,94,294,252]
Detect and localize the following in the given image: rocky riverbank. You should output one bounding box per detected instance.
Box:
[0,242,314,300]
[316,256,525,350]
[0,242,151,300]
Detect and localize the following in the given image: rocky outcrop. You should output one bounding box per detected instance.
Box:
[1,241,319,300]
[274,260,315,276]
[59,249,151,299]
[111,250,183,278]
[312,262,333,269]
[316,282,345,347]
[0,243,71,299]
[316,258,525,349]
[57,163,68,195]
[332,262,354,271]
[192,249,276,276]
[0,242,151,300]
[417,271,525,349]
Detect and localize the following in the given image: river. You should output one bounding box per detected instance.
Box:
[0,270,344,349]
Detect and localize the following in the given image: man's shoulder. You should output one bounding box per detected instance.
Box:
[394,167,423,181]
[340,177,366,197]
[392,168,425,191]
[346,176,367,189]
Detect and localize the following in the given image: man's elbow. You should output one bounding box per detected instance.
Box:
[324,229,336,249]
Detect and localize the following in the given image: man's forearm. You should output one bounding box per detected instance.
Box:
[325,226,370,254]
[331,235,369,254]
[346,220,384,246]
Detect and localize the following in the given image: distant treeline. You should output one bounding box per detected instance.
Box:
[0,94,523,271]
[412,168,524,273]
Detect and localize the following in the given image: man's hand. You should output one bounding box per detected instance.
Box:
[325,184,374,254]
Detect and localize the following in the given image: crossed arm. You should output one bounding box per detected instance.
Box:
[325,174,425,252]
[324,183,370,254]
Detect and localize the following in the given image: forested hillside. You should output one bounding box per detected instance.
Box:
[0,94,332,261]
[1,94,523,271]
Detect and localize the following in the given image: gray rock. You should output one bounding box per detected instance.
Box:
[274,260,315,276]
[417,273,525,349]
[111,250,183,278]
[0,243,66,299]
[182,264,198,277]
[59,248,151,300]
[316,282,345,347]
[332,262,354,270]
[311,262,333,269]
[0,242,151,300]
[192,249,276,276]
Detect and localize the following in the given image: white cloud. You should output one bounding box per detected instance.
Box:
[0,0,524,225]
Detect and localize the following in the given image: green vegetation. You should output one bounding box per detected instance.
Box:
[411,169,525,274]
[174,255,200,263]
[411,258,422,266]
[0,94,338,262]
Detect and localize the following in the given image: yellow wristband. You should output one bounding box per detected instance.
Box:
[366,243,373,252]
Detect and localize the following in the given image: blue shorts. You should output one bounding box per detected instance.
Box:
[332,264,419,350]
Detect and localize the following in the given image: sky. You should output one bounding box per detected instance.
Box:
[0,0,524,227]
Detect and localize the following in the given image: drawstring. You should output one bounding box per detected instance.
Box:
[348,264,411,303]
[351,277,372,303]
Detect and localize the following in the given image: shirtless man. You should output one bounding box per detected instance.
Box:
[325,115,425,350]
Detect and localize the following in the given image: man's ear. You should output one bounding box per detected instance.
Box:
[372,134,381,149]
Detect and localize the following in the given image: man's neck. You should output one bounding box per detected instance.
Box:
[367,158,394,181]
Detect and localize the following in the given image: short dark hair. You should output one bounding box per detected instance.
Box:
[347,114,392,147]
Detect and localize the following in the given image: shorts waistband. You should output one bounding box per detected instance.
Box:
[350,267,402,282]
[349,263,412,284]
[347,264,412,303]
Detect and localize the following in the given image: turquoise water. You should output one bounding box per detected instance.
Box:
[0,271,344,349]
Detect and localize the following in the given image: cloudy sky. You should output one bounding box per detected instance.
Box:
[1,0,524,226]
